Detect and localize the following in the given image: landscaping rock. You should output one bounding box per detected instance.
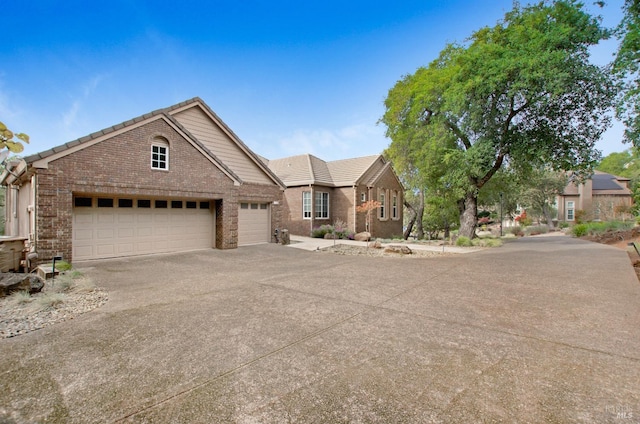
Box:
[369,240,383,249]
[384,245,412,255]
[0,273,45,297]
[324,233,335,239]
[354,232,371,242]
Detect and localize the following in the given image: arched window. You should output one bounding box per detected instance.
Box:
[151,137,169,170]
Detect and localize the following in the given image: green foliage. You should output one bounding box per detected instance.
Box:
[455,236,472,247]
[574,209,586,224]
[311,225,334,238]
[54,260,72,272]
[572,223,589,237]
[471,238,503,247]
[310,224,354,240]
[381,1,614,239]
[613,0,640,145]
[571,221,634,238]
[0,121,29,153]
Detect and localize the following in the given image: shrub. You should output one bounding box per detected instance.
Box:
[9,290,32,305]
[559,221,570,229]
[526,225,549,236]
[572,223,589,237]
[54,260,72,272]
[52,274,75,292]
[574,209,586,224]
[509,226,524,237]
[36,292,66,311]
[311,225,334,238]
[455,236,472,247]
[472,238,503,247]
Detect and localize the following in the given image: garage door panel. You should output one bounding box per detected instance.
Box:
[238,203,269,246]
[97,213,114,224]
[73,199,214,260]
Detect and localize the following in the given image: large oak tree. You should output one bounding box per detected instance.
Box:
[381,1,615,238]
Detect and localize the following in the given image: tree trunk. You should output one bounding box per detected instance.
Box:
[542,204,554,229]
[458,191,478,239]
[403,200,416,240]
[415,189,425,240]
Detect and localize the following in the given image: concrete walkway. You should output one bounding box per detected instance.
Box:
[1,236,639,423]
[288,234,483,253]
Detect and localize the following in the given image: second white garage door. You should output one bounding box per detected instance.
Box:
[73,198,214,260]
[238,202,270,246]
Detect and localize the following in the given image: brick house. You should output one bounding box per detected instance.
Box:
[1,98,285,263]
[556,171,633,222]
[266,154,404,238]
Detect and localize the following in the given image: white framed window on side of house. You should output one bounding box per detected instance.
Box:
[315,192,329,219]
[566,201,575,221]
[302,191,311,219]
[151,138,169,170]
[379,191,386,219]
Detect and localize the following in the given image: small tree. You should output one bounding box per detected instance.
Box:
[356,200,382,238]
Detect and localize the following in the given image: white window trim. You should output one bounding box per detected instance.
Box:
[379,190,387,220]
[302,191,311,219]
[315,191,329,219]
[151,142,169,171]
[392,192,399,220]
[566,201,575,221]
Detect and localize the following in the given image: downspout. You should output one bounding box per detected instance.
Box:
[309,184,314,235]
[353,186,357,233]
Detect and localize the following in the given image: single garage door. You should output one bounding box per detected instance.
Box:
[238,202,270,246]
[73,197,214,260]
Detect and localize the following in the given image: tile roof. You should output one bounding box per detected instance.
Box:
[20,97,285,188]
[267,154,383,187]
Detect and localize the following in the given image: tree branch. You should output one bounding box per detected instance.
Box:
[445,120,472,150]
[477,152,505,189]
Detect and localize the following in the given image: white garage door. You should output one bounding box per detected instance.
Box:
[73,197,214,260]
[238,202,270,246]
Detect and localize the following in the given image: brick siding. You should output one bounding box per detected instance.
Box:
[33,118,282,262]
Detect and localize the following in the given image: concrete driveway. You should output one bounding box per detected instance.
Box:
[1,236,639,423]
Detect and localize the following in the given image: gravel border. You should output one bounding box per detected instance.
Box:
[0,281,108,339]
[321,244,453,257]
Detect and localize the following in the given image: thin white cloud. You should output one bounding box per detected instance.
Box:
[277,122,385,159]
[60,73,108,134]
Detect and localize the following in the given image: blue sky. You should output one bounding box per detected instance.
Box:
[1,0,627,161]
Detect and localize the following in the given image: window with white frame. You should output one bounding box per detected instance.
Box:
[151,138,169,170]
[302,191,311,219]
[566,201,575,221]
[315,192,329,219]
[392,192,398,219]
[379,191,386,219]
[361,192,366,203]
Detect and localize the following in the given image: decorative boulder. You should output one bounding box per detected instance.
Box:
[324,233,335,239]
[354,232,371,242]
[384,245,412,255]
[0,273,45,297]
[369,240,383,249]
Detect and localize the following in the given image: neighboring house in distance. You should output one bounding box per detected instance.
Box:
[1,98,285,264]
[557,171,633,222]
[266,154,404,238]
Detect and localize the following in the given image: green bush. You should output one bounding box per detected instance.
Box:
[559,221,570,229]
[54,260,72,272]
[455,236,472,247]
[311,225,334,238]
[572,223,589,237]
